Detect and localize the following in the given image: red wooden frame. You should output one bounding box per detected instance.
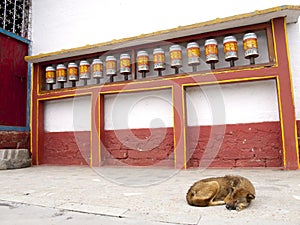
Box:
[30,18,299,169]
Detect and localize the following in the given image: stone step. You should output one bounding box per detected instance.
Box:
[0,149,31,170]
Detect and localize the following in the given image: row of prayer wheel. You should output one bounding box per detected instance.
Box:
[45,33,259,89]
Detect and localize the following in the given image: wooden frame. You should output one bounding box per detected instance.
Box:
[30,18,299,169]
[36,22,274,93]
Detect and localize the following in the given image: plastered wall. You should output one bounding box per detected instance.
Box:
[287,21,300,120]
[186,79,279,126]
[31,0,300,55]
[44,80,279,132]
[104,89,173,130]
[34,1,298,130]
[44,96,91,132]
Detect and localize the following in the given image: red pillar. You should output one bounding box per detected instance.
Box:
[31,64,44,165]
[91,90,100,167]
[273,17,300,169]
[173,84,186,169]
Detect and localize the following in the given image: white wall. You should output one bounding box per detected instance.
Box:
[44,96,91,132]
[44,80,279,131]
[104,80,279,130]
[186,79,279,126]
[31,0,300,55]
[287,20,300,120]
[104,89,173,130]
[36,1,299,129]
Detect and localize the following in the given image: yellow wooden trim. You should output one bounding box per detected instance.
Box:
[37,86,95,97]
[89,94,93,166]
[271,20,279,67]
[38,92,91,101]
[99,85,173,95]
[181,85,187,169]
[37,81,174,97]
[171,87,177,168]
[166,66,277,80]
[98,93,103,167]
[35,100,39,165]
[183,75,277,88]
[276,76,286,167]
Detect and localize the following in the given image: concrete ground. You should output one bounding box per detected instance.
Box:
[0,165,300,225]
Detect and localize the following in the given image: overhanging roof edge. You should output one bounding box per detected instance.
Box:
[25,5,300,63]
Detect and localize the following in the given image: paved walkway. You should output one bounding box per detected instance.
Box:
[0,166,300,224]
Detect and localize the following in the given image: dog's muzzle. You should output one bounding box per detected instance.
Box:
[226,204,236,210]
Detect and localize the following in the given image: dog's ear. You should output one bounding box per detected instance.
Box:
[247,193,255,200]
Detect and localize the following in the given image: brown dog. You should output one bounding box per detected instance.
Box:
[186,175,255,211]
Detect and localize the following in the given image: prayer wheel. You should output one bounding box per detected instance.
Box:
[153,48,166,76]
[187,42,201,72]
[79,60,90,86]
[137,51,149,78]
[120,54,131,80]
[92,58,103,84]
[56,64,67,88]
[45,66,55,90]
[243,32,259,65]
[68,62,79,87]
[105,56,117,82]
[223,35,238,67]
[169,45,182,74]
[205,38,218,69]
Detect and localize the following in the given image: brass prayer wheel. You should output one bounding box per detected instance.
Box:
[205,38,219,69]
[137,51,149,78]
[105,56,117,76]
[120,54,131,74]
[137,51,150,72]
[56,64,67,88]
[187,42,201,66]
[79,60,90,86]
[56,64,67,82]
[45,66,56,84]
[153,48,166,71]
[120,53,131,80]
[169,45,183,68]
[68,62,79,87]
[79,60,90,79]
[187,42,200,72]
[92,59,103,78]
[105,56,117,82]
[153,48,166,76]
[223,35,238,67]
[92,58,103,84]
[243,32,259,64]
[68,63,79,81]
